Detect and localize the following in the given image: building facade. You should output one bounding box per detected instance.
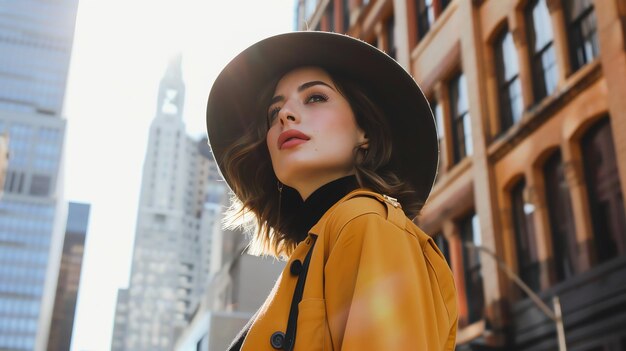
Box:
[111,55,228,351]
[296,0,626,350]
[46,202,90,351]
[110,289,129,351]
[0,133,8,193]
[173,223,284,351]
[0,1,79,350]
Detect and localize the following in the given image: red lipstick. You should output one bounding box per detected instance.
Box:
[277,129,310,150]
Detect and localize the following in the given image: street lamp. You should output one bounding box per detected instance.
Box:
[464,243,567,351]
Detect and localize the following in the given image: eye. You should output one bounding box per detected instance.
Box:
[267,106,281,125]
[305,93,328,104]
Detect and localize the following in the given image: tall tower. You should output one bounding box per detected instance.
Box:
[0,1,79,350]
[46,202,90,351]
[113,56,225,351]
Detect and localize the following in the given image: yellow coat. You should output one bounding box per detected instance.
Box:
[241,190,458,350]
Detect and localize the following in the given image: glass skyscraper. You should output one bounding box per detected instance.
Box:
[47,202,90,351]
[0,1,79,350]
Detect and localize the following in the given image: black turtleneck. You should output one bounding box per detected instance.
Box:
[226,176,359,351]
[282,175,359,241]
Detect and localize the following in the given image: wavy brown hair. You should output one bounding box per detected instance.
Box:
[221,67,421,258]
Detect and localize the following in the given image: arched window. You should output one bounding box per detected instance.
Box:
[525,0,558,102]
[543,150,577,281]
[449,72,472,163]
[581,117,626,264]
[564,0,599,71]
[459,212,484,324]
[511,179,540,292]
[495,29,523,132]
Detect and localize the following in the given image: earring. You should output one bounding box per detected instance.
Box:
[359,147,369,158]
[277,181,283,227]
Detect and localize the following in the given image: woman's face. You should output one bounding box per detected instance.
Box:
[266,67,367,200]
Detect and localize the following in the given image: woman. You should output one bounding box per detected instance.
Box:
[206,31,457,350]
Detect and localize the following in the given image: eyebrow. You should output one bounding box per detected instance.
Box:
[269,80,335,106]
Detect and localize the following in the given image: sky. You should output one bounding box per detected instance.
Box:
[63,1,295,350]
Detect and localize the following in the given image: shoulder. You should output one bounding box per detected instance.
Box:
[317,190,437,249]
[313,190,418,248]
[328,193,387,227]
[313,189,387,234]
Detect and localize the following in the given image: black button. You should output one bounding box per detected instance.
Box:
[270,331,285,349]
[290,259,302,276]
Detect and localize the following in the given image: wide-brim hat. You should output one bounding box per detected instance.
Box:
[206,31,438,209]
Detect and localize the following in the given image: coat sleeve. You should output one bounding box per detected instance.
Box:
[323,212,457,351]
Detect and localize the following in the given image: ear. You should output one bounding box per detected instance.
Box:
[358,129,369,149]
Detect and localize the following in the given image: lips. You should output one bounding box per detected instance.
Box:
[277,129,310,150]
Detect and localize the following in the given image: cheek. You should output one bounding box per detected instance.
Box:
[325,117,362,147]
[266,128,279,157]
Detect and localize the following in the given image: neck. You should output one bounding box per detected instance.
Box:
[280,175,359,241]
[290,172,357,201]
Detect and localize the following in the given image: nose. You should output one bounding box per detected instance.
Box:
[277,101,299,126]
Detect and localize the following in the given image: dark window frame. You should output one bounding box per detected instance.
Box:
[326,2,335,32]
[525,0,558,102]
[448,72,472,163]
[494,29,523,132]
[460,212,484,324]
[342,0,350,32]
[440,0,451,12]
[386,16,396,59]
[434,232,451,265]
[581,116,626,264]
[415,0,435,39]
[543,150,577,282]
[565,0,599,71]
[511,179,541,292]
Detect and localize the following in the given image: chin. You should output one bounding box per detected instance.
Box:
[275,160,351,187]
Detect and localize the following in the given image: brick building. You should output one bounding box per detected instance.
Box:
[296,0,626,350]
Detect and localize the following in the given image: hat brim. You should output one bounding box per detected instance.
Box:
[206,31,438,207]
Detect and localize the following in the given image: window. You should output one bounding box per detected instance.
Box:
[526,0,558,102]
[543,151,577,282]
[449,72,472,163]
[440,0,451,12]
[430,98,445,178]
[511,179,540,292]
[326,2,335,32]
[565,0,599,71]
[29,174,51,197]
[581,117,626,264]
[416,0,435,39]
[386,16,396,59]
[495,29,523,132]
[4,170,13,192]
[460,213,484,324]
[434,232,450,264]
[342,0,350,32]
